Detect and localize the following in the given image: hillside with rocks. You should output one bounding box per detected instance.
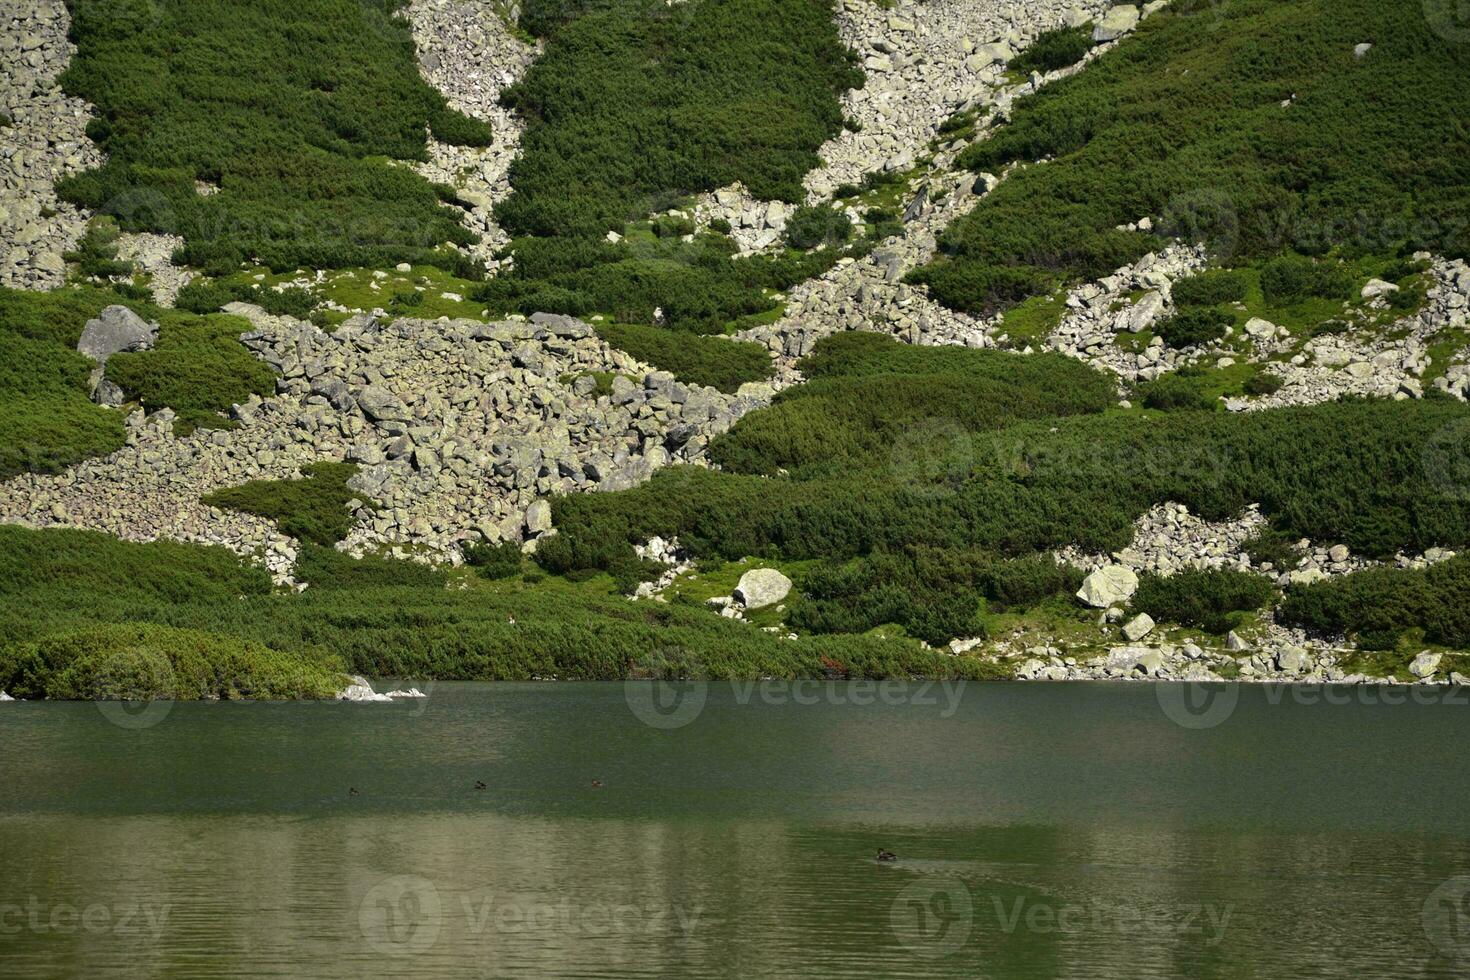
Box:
[2,0,1470,698]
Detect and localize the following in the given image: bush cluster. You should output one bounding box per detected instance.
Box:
[1278,556,1470,651]
[1171,269,1248,307]
[0,623,345,701]
[784,205,854,250]
[1009,25,1095,76]
[57,0,492,274]
[911,0,1470,316]
[1156,308,1233,349]
[203,463,371,546]
[1258,254,1354,305]
[593,322,773,393]
[1131,569,1275,634]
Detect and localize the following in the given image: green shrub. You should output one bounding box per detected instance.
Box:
[1242,529,1300,571]
[915,0,1470,316]
[57,0,491,274]
[1009,25,1094,76]
[1172,269,1248,307]
[294,544,448,590]
[464,540,524,579]
[107,311,277,434]
[1157,308,1233,348]
[1278,556,1470,651]
[594,321,772,393]
[0,623,345,701]
[63,217,133,281]
[1242,371,1284,396]
[203,462,371,546]
[174,279,238,314]
[1259,255,1354,305]
[784,205,853,250]
[1138,371,1217,411]
[1131,568,1275,633]
[708,217,732,235]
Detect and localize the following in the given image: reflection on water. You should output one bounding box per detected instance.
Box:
[1,682,1468,977]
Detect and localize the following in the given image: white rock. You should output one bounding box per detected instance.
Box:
[0,691,13,702]
[734,568,793,609]
[1077,565,1139,608]
[1122,613,1155,641]
[1093,5,1140,41]
[337,675,392,702]
[1361,278,1398,299]
[1410,652,1443,678]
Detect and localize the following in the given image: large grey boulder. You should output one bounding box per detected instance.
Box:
[524,498,553,535]
[1077,565,1138,608]
[1093,5,1140,41]
[1122,613,1155,642]
[1410,652,1442,678]
[0,691,13,702]
[356,385,408,422]
[77,305,156,363]
[734,568,792,609]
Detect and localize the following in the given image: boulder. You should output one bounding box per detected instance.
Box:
[1134,650,1165,675]
[77,305,157,363]
[1276,646,1307,673]
[524,498,553,535]
[1093,5,1140,41]
[1127,291,1165,333]
[0,691,12,702]
[337,675,392,703]
[1361,278,1399,299]
[1122,613,1155,642]
[356,385,408,422]
[1410,652,1442,679]
[1244,317,1278,340]
[733,568,792,609]
[1226,630,1251,652]
[1077,565,1139,608]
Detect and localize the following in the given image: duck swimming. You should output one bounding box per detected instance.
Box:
[474,780,486,791]
[876,849,897,862]
[591,779,603,789]
[348,788,360,797]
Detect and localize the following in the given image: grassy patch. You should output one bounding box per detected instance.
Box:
[57,0,491,276]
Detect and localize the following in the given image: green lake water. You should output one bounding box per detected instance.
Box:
[1,680,1468,978]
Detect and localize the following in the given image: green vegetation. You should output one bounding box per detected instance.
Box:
[63,217,133,282]
[1242,529,1300,571]
[203,463,370,546]
[784,205,854,250]
[0,526,1002,684]
[1008,24,1094,77]
[474,0,870,383]
[1156,308,1232,349]
[593,321,772,392]
[0,624,346,701]
[1278,556,1470,652]
[499,0,860,237]
[911,0,1470,317]
[537,336,1470,640]
[57,0,491,275]
[1131,568,1275,634]
[1171,269,1249,307]
[463,540,526,579]
[0,286,275,473]
[106,310,277,433]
